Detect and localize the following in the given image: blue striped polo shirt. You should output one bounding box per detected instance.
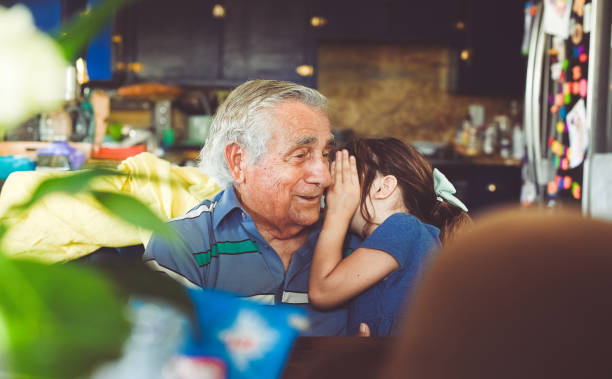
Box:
[144,186,358,336]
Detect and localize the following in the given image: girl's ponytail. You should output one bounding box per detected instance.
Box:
[428,168,472,245]
[428,200,472,245]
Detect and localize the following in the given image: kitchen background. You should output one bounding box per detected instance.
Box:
[1,0,531,214]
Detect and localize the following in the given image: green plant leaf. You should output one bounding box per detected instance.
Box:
[0,260,130,378]
[54,0,134,61]
[91,190,179,243]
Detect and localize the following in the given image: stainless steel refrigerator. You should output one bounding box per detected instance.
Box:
[523,0,612,219]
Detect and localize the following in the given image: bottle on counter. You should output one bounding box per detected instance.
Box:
[456,113,472,147]
[483,121,498,155]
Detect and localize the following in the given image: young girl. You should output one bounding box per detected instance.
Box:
[309,137,471,336]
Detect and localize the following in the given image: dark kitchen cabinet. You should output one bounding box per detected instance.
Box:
[311,0,459,44]
[117,0,316,87]
[431,162,522,215]
[447,0,527,96]
[118,0,223,85]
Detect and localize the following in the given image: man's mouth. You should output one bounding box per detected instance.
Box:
[297,195,321,201]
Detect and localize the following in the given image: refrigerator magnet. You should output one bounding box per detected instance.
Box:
[563,82,571,95]
[566,99,588,169]
[579,78,588,98]
[557,121,565,134]
[572,0,585,17]
[543,0,572,38]
[572,182,581,199]
[572,65,582,80]
[562,158,570,171]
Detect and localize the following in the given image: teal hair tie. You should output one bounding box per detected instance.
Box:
[433,168,468,212]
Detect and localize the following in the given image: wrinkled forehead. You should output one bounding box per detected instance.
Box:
[266,101,334,149]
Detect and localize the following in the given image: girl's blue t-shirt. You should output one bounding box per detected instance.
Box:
[347,212,440,336]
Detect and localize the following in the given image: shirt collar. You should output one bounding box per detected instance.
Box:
[212,185,244,229]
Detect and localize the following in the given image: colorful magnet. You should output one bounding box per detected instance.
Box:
[552,140,563,156]
[564,176,572,190]
[563,83,571,95]
[559,70,566,83]
[548,136,555,147]
[557,121,565,134]
[553,155,560,168]
[549,94,555,105]
[556,175,563,190]
[564,92,572,104]
[578,45,585,55]
[566,147,572,159]
[573,0,585,17]
[573,46,580,58]
[561,157,570,170]
[563,58,569,70]
[579,53,588,63]
[548,181,558,195]
[571,23,584,45]
[572,81,581,95]
[559,106,567,119]
[573,65,582,80]
[580,78,588,98]
[572,182,581,199]
[551,105,559,114]
[556,93,565,106]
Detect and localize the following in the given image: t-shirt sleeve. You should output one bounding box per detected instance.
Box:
[358,213,439,270]
[143,219,208,288]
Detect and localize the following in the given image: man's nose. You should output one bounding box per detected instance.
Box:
[307,156,332,188]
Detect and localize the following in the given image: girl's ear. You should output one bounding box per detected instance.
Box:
[225,143,246,183]
[373,175,398,200]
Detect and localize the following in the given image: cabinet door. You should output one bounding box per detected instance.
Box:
[223,0,315,87]
[125,0,222,84]
[448,0,526,96]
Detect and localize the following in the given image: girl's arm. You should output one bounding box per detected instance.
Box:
[309,150,400,309]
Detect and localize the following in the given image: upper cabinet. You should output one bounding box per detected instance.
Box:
[117,0,316,87]
[311,0,459,44]
[111,0,524,95]
[447,0,527,96]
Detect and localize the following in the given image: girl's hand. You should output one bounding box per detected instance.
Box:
[325,149,360,222]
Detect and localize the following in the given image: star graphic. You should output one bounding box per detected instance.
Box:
[218,310,279,371]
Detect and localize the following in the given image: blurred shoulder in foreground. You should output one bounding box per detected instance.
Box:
[385,207,612,379]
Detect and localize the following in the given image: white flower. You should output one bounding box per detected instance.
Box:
[0,4,68,131]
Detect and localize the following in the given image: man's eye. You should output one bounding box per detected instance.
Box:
[294,153,306,159]
[322,152,329,158]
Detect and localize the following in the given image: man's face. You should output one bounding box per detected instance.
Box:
[239,100,333,234]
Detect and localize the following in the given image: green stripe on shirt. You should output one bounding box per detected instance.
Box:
[194,240,260,266]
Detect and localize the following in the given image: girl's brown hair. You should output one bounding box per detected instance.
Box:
[338,137,471,244]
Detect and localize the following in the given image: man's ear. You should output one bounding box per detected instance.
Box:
[373,175,398,200]
[225,143,246,183]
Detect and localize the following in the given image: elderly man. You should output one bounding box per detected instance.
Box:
[144,80,360,336]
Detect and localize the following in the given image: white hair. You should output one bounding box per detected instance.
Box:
[198,80,328,188]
